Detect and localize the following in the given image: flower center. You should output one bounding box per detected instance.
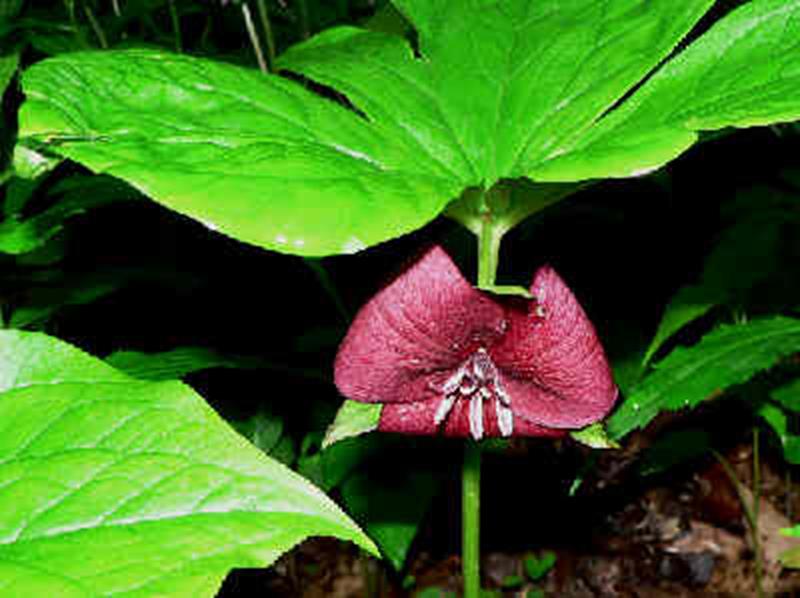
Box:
[435,348,513,440]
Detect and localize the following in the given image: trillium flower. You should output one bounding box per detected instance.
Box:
[334,246,617,440]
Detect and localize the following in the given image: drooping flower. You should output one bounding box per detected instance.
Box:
[334,246,618,440]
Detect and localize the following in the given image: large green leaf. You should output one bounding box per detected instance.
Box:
[18,0,716,255]
[278,0,713,184]
[0,331,376,597]
[533,0,800,180]
[608,316,800,439]
[17,49,460,256]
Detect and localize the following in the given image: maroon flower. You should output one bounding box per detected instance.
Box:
[334,246,618,440]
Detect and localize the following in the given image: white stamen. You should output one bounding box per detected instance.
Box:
[496,400,514,437]
[441,366,466,395]
[494,380,511,406]
[469,394,484,440]
[435,392,458,426]
[436,347,513,439]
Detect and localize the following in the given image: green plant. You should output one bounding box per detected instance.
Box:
[1,0,799,596]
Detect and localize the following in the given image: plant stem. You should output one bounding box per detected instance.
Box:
[463,442,481,598]
[304,258,350,324]
[64,0,82,45]
[296,0,310,40]
[83,4,108,48]
[462,201,502,597]
[242,2,268,74]
[752,427,764,598]
[255,0,276,71]
[167,0,182,53]
[477,212,503,289]
[713,445,764,598]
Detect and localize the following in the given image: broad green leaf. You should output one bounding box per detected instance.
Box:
[106,347,263,380]
[19,0,715,255]
[18,49,461,256]
[608,316,800,439]
[533,0,800,180]
[341,468,437,571]
[323,399,382,449]
[0,331,376,597]
[354,0,715,182]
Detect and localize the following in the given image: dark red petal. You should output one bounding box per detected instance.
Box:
[491,266,617,429]
[379,395,565,438]
[334,246,506,404]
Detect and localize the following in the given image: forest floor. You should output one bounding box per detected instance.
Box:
[221,406,800,598]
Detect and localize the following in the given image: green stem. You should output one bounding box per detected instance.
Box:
[463,442,481,598]
[167,0,183,53]
[712,445,764,598]
[83,4,108,48]
[477,215,503,289]
[64,0,81,44]
[304,258,350,324]
[296,0,310,40]
[462,208,503,597]
[752,427,764,598]
[255,0,276,71]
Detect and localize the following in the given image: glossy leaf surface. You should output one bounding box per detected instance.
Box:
[0,331,375,597]
[19,0,733,255]
[533,0,800,180]
[608,316,800,438]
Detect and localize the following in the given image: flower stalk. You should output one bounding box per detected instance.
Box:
[463,441,482,598]
[477,208,503,290]
[463,211,503,597]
